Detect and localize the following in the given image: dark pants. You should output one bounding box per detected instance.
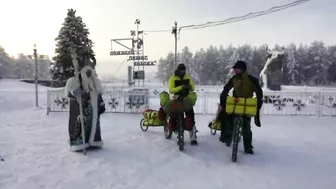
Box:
[185,108,195,125]
[219,112,253,150]
[169,107,195,131]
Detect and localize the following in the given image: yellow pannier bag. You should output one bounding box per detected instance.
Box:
[143,110,159,119]
[143,118,165,126]
[211,119,221,130]
[225,97,257,117]
[186,92,197,106]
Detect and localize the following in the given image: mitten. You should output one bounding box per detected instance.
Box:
[254,111,261,127]
[73,88,83,97]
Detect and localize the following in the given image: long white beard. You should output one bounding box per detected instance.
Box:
[80,66,103,94]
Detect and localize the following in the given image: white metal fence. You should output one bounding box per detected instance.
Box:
[47,87,336,117]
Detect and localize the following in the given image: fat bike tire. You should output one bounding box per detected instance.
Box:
[164,116,172,139]
[231,116,243,162]
[177,113,184,151]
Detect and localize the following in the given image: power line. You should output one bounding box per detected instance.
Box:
[143,0,311,33]
[112,57,128,77]
[180,0,311,32]
[143,29,171,33]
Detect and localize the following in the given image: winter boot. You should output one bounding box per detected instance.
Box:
[220,133,231,147]
[243,138,254,154]
[185,116,193,131]
[189,126,198,145]
[244,148,254,154]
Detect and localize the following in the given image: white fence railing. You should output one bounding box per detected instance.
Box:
[47,87,336,117]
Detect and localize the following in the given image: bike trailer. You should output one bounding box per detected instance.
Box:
[142,109,166,126]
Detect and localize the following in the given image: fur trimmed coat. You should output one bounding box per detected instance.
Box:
[64,66,106,152]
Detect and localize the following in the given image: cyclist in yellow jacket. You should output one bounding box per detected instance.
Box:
[168,63,198,145]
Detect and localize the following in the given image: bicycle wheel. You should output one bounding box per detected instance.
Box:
[176,113,184,151]
[164,116,172,139]
[210,128,217,135]
[140,119,149,132]
[231,116,243,162]
[208,122,217,135]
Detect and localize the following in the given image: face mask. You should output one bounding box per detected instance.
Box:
[86,70,92,77]
[179,70,186,76]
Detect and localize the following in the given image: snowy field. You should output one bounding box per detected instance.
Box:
[1,80,336,189]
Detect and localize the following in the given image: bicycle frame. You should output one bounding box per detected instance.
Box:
[170,95,185,151]
[230,97,247,162]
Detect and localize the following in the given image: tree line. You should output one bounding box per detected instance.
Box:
[1,9,96,87]
[156,41,336,86]
[0,46,52,80]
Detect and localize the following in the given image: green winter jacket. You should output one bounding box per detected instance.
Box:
[220,71,263,107]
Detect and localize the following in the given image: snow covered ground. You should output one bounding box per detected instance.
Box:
[1,79,336,189]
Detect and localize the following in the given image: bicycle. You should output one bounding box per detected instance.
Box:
[231,115,244,162]
[225,96,257,162]
[163,95,186,151]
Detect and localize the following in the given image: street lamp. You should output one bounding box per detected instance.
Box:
[33,44,39,107]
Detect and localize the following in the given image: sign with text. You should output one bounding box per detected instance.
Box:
[134,61,156,66]
[110,51,134,56]
[110,38,134,56]
[127,55,148,61]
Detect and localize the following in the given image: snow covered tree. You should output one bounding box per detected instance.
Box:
[199,46,220,85]
[216,45,230,84]
[0,46,15,78]
[237,44,255,75]
[193,49,206,84]
[179,46,193,71]
[226,49,240,79]
[156,42,336,86]
[14,54,34,79]
[286,44,300,85]
[295,44,309,84]
[156,57,166,84]
[38,55,52,79]
[164,52,175,81]
[307,41,329,85]
[51,9,96,85]
[327,45,336,83]
[251,44,268,79]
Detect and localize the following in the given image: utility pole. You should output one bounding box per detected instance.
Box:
[141,32,146,87]
[33,44,39,107]
[172,21,178,68]
[135,19,140,87]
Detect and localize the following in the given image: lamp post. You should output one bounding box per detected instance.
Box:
[33,44,39,107]
[172,21,178,68]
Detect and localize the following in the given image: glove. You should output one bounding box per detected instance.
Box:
[257,99,263,110]
[73,88,83,97]
[98,95,106,115]
[99,104,106,115]
[182,85,191,90]
[254,111,261,127]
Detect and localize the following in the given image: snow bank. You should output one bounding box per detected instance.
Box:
[0,79,49,112]
[1,98,336,188]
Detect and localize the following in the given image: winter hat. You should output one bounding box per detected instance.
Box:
[232,60,247,71]
[177,63,186,71]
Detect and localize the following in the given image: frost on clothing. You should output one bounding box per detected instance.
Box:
[64,66,105,152]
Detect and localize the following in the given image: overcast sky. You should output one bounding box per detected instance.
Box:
[0,0,334,77]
